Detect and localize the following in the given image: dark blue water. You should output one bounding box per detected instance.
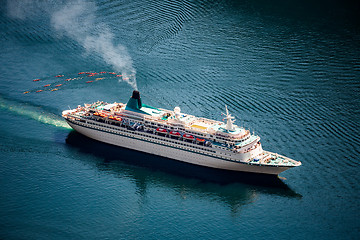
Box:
[1,0,359,239]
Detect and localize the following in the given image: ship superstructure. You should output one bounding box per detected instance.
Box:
[62,91,301,175]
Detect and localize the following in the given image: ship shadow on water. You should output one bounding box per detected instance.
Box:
[65,131,301,199]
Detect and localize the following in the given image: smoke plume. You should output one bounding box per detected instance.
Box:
[7,0,138,90]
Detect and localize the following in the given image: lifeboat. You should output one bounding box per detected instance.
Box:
[86,81,93,83]
[109,116,115,120]
[170,131,181,137]
[109,72,116,75]
[116,75,122,77]
[65,78,71,81]
[93,112,100,116]
[51,88,58,91]
[78,72,85,74]
[114,117,122,121]
[55,84,62,87]
[183,134,194,140]
[99,71,107,74]
[156,128,168,134]
[23,91,30,94]
[43,84,51,87]
[196,138,205,143]
[36,90,43,93]
[55,75,64,77]
[33,79,40,82]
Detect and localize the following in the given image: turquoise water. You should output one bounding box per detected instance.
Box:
[1,0,359,239]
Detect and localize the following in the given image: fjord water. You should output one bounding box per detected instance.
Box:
[1,0,359,239]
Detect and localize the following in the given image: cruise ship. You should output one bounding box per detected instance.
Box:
[62,91,301,175]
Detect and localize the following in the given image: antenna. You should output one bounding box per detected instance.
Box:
[221,105,235,131]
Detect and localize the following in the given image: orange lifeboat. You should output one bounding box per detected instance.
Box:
[33,79,40,82]
[36,90,43,93]
[78,72,85,74]
[43,84,51,87]
[65,78,71,81]
[23,91,30,94]
[116,75,122,77]
[99,71,107,74]
[55,84,62,87]
[196,138,205,143]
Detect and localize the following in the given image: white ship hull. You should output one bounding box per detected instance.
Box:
[66,119,290,175]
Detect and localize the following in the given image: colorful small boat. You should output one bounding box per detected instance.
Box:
[156,128,167,133]
[170,131,181,136]
[183,134,194,139]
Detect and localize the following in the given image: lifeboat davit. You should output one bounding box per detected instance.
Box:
[183,134,194,140]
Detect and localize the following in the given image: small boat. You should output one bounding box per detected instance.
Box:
[55,75,64,77]
[183,134,194,139]
[170,131,181,136]
[23,91,30,94]
[36,90,43,93]
[43,84,51,87]
[196,138,205,142]
[33,79,40,82]
[51,88,58,91]
[55,84,62,87]
[78,72,85,74]
[156,128,167,134]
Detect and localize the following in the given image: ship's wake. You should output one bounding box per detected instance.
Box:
[0,95,71,129]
